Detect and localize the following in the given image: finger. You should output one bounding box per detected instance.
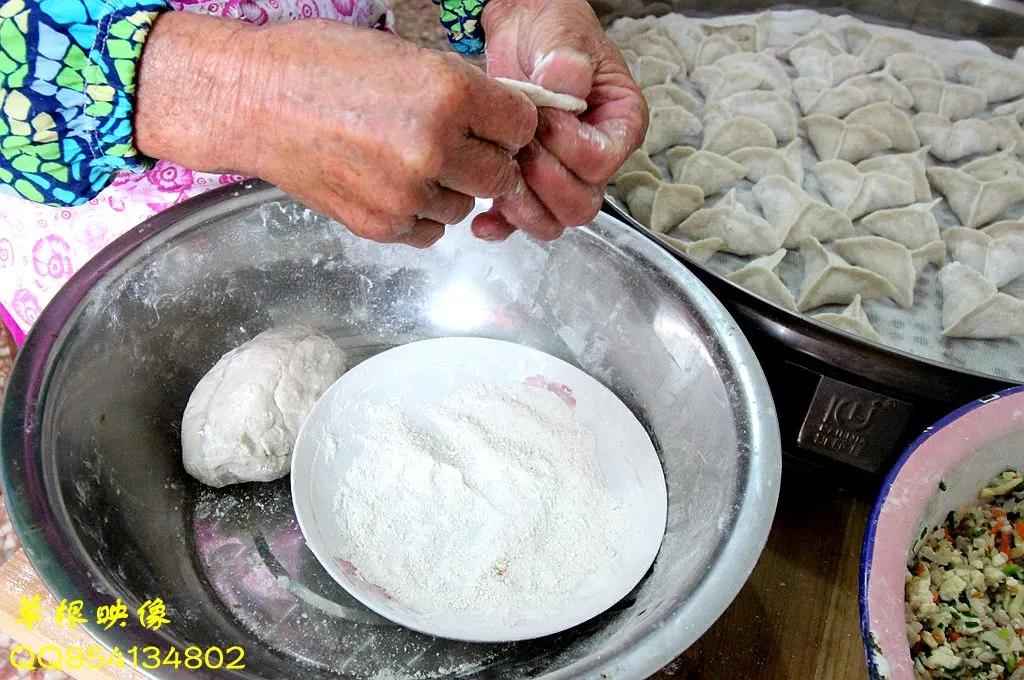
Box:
[519,141,602,227]
[439,137,523,199]
[492,173,565,241]
[386,220,446,249]
[418,187,475,225]
[535,109,639,185]
[530,48,595,101]
[468,75,539,152]
[471,210,518,242]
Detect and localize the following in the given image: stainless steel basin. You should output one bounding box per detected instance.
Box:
[1,182,780,679]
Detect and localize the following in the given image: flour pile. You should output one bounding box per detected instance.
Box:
[333,382,632,625]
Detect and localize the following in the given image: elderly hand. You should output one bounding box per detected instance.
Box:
[473,0,648,242]
[135,13,538,248]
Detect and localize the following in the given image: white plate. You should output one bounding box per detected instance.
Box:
[291,337,667,641]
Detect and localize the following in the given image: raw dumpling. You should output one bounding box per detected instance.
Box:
[629,55,682,88]
[993,98,1024,123]
[729,139,805,184]
[701,15,767,52]
[752,175,854,248]
[643,106,703,155]
[913,113,1004,162]
[643,84,699,110]
[678,189,783,256]
[658,235,725,263]
[788,46,868,86]
[702,112,778,156]
[811,160,917,219]
[692,51,791,101]
[852,35,919,72]
[716,90,799,142]
[845,102,921,153]
[778,30,845,61]
[885,53,944,81]
[611,149,660,183]
[940,262,1024,338]
[904,79,988,121]
[794,73,912,118]
[960,148,1024,182]
[834,235,942,308]
[857,148,932,203]
[621,32,686,66]
[726,248,797,310]
[610,18,664,44]
[981,221,1024,239]
[665,147,747,196]
[942,226,1024,288]
[801,114,893,163]
[614,172,705,233]
[692,34,744,68]
[813,295,882,342]
[861,200,942,250]
[954,58,1024,104]
[989,115,1024,150]
[926,167,1024,229]
[796,236,900,311]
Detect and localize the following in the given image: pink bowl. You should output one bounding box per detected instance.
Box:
[860,385,1024,679]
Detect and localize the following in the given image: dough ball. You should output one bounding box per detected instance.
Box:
[182,325,346,487]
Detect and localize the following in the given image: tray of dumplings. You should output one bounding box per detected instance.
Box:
[604,8,1024,395]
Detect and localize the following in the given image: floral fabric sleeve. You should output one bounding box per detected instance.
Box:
[0,0,167,207]
[433,0,486,55]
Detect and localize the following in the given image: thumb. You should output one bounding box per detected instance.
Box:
[529,47,594,101]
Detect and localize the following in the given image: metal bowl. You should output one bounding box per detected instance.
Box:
[1,182,780,679]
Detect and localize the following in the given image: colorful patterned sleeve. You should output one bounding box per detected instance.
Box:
[433,0,486,55]
[0,0,168,206]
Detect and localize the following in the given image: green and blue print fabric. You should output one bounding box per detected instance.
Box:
[433,0,486,55]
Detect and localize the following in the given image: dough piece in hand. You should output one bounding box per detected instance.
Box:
[752,175,854,248]
[981,221,1024,239]
[857,148,932,203]
[630,55,682,88]
[643,83,699,110]
[614,171,704,233]
[885,53,944,81]
[778,30,844,61]
[861,200,942,250]
[960,148,1024,182]
[729,139,805,185]
[678,189,783,256]
[943,226,1024,288]
[702,111,777,156]
[796,236,900,311]
[954,58,1024,104]
[495,78,588,114]
[845,103,921,153]
[940,262,1024,338]
[643,106,703,155]
[726,248,797,310]
[834,236,941,308]
[658,235,725,263]
[665,146,747,196]
[611,149,660,183]
[716,90,799,142]
[912,113,1004,163]
[789,46,868,86]
[811,160,916,220]
[904,79,988,121]
[813,295,882,342]
[801,114,893,163]
[926,167,1024,229]
[181,325,347,488]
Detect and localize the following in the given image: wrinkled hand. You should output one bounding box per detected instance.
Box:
[136,13,538,248]
[473,0,648,241]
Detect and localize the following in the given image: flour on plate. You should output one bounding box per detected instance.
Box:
[333,382,631,625]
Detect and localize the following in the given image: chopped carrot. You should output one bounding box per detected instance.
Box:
[933,592,939,603]
[949,631,960,642]
[1000,532,1012,557]
[1015,520,1024,539]
[916,563,927,576]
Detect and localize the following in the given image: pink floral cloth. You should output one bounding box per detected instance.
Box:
[0,0,392,344]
